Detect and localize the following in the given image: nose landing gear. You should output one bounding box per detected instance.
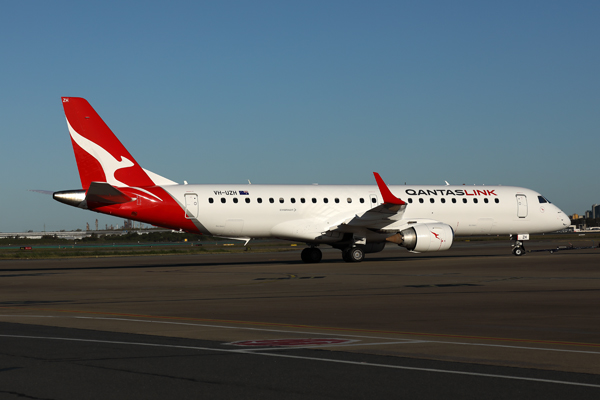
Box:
[512,244,525,256]
[511,234,528,256]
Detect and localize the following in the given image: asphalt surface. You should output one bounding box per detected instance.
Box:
[1,238,599,399]
[1,322,599,400]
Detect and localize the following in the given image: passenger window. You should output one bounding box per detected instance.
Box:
[484,198,488,204]
[301,198,306,203]
[441,198,446,204]
[473,198,478,204]
[462,198,467,204]
[335,198,340,203]
[269,198,274,204]
[291,198,296,203]
[408,198,413,204]
[312,198,317,203]
[209,198,214,204]
[419,198,424,203]
[324,198,328,203]
[233,198,238,203]
[452,198,457,204]
[257,198,263,203]
[495,198,500,203]
[279,197,284,203]
[221,198,226,203]
[347,198,352,203]
[430,198,435,203]
[245,198,250,203]
[371,197,376,203]
[360,198,365,203]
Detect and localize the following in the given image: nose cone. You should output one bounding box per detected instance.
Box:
[560,211,571,227]
[551,207,570,231]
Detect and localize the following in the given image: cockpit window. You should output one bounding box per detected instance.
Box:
[538,196,551,204]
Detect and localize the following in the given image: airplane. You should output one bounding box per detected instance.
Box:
[53,97,571,262]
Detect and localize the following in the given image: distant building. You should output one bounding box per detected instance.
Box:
[0,231,91,240]
[593,204,600,219]
[570,213,579,220]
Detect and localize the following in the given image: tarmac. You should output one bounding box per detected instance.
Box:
[1,238,599,398]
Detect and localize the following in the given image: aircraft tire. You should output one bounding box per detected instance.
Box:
[349,247,365,262]
[512,247,525,256]
[301,248,322,263]
[342,249,352,262]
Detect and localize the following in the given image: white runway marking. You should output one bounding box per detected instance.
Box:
[240,341,424,351]
[1,333,599,389]
[2,314,599,355]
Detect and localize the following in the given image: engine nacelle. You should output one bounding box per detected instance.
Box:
[397,223,454,252]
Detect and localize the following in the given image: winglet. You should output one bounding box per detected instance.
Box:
[373,172,406,205]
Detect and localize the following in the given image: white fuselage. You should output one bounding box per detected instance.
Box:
[161,183,570,242]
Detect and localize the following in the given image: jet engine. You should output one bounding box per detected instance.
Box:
[386,223,454,252]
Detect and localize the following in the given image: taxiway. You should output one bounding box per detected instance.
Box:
[1,239,599,398]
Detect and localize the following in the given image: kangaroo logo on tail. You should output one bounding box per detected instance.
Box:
[62,97,155,189]
[67,120,135,187]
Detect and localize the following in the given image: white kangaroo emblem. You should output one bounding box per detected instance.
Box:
[67,118,133,187]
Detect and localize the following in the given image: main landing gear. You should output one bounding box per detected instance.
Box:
[301,247,322,263]
[341,246,365,262]
[300,245,366,263]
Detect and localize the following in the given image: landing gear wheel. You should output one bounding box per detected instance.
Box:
[301,247,322,263]
[342,248,352,262]
[512,246,525,256]
[350,247,365,262]
[342,246,365,263]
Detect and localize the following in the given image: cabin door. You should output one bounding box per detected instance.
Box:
[184,193,199,219]
[516,194,528,218]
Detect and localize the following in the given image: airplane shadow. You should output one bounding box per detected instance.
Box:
[0,252,506,273]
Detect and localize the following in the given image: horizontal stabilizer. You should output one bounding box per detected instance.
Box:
[86,182,133,205]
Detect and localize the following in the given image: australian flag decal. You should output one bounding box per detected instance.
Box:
[239,190,249,195]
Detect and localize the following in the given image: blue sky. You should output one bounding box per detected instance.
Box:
[1,1,598,232]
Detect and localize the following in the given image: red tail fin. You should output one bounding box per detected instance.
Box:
[62,97,154,189]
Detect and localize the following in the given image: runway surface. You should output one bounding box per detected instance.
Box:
[1,239,599,398]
